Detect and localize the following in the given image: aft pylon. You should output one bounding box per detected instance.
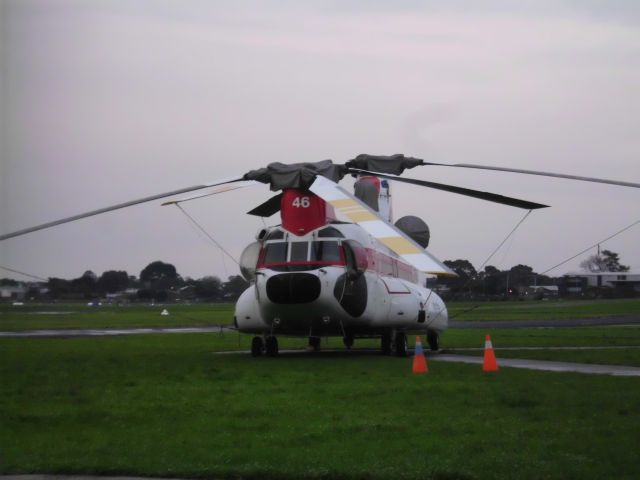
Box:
[412,336,428,374]
[483,334,499,372]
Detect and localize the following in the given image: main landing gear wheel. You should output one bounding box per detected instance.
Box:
[265,335,279,357]
[251,336,264,357]
[308,336,321,352]
[381,332,392,355]
[394,332,408,357]
[343,334,354,350]
[427,331,440,351]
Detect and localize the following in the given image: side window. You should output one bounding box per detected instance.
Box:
[310,241,341,263]
[262,242,288,264]
[317,227,344,238]
[266,229,285,240]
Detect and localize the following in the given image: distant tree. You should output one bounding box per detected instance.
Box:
[140,261,178,283]
[580,254,607,272]
[601,250,629,272]
[71,271,98,298]
[441,259,477,296]
[580,249,629,272]
[139,261,181,297]
[83,270,98,281]
[443,259,477,280]
[47,277,72,299]
[222,275,249,301]
[0,278,19,286]
[195,276,222,300]
[97,270,129,293]
[508,264,534,290]
[482,265,502,295]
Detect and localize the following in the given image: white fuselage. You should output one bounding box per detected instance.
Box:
[234,223,448,338]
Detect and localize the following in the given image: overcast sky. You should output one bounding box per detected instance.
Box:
[1,0,639,282]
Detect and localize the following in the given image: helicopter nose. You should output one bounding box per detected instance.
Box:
[266,273,321,304]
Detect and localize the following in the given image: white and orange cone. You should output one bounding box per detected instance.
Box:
[412,336,428,374]
[482,334,499,372]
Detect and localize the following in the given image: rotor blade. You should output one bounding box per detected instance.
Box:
[309,176,456,276]
[247,193,283,217]
[422,162,640,189]
[349,168,548,210]
[0,176,246,241]
[161,181,258,206]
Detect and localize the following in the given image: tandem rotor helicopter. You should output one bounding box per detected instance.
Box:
[2,154,639,356]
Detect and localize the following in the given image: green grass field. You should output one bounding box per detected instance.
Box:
[448,298,640,321]
[1,298,639,331]
[0,303,234,331]
[2,332,640,480]
[2,300,640,479]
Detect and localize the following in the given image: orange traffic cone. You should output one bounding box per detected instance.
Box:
[412,336,428,374]
[483,334,499,372]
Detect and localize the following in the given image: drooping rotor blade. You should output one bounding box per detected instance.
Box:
[309,176,456,276]
[247,193,283,217]
[348,168,548,210]
[161,181,259,206]
[421,162,640,189]
[0,176,246,241]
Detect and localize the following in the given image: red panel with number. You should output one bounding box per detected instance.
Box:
[281,189,328,235]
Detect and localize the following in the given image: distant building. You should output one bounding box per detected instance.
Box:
[523,285,559,299]
[0,285,27,300]
[562,271,640,295]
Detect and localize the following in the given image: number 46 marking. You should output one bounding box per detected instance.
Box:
[292,196,310,208]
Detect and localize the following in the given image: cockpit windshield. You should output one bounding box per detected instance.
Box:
[259,240,343,271]
[310,241,341,263]
[262,242,288,264]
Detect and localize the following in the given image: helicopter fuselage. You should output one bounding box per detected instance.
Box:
[234,222,448,347]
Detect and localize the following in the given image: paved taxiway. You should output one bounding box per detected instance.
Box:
[212,348,640,376]
[431,354,640,376]
[2,315,639,338]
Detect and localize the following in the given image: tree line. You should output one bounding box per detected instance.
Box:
[1,261,249,303]
[436,249,630,300]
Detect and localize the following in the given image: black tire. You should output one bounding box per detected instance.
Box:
[343,334,354,349]
[381,332,392,355]
[427,330,440,351]
[308,336,321,351]
[394,332,408,357]
[251,336,264,357]
[265,335,279,357]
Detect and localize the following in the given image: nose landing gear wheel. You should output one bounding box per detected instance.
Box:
[394,332,408,357]
[265,335,279,357]
[251,336,264,357]
[427,331,440,351]
[381,332,392,355]
[308,336,321,352]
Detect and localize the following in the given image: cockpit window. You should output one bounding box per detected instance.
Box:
[266,229,285,240]
[259,240,344,270]
[317,227,344,238]
[290,242,308,262]
[262,242,287,264]
[310,241,341,263]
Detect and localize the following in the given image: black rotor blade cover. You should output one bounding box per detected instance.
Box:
[247,193,283,217]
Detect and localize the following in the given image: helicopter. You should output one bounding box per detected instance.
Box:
[2,154,639,356]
